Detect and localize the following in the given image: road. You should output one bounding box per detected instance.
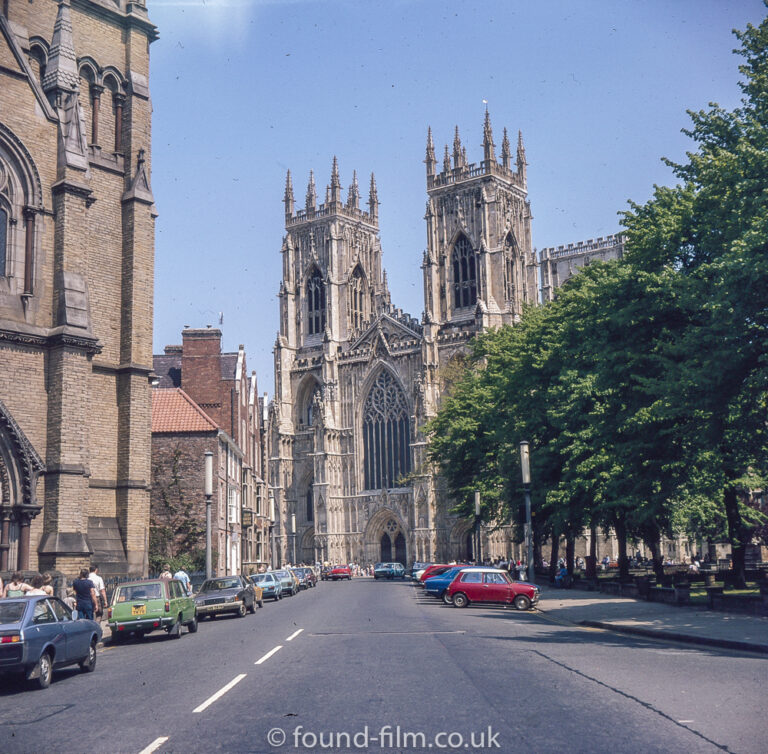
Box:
[0,578,765,753]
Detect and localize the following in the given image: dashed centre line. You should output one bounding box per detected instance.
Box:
[255,645,283,664]
[286,628,304,641]
[192,674,247,713]
[138,736,169,754]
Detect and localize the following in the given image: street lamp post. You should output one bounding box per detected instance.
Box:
[474,490,482,564]
[204,450,213,580]
[520,441,534,583]
[269,492,276,569]
[291,513,297,565]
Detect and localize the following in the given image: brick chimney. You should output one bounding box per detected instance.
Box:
[181,327,224,427]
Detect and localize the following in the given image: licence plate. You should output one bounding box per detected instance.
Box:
[131,604,146,616]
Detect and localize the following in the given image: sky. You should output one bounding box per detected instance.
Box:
[148,0,767,396]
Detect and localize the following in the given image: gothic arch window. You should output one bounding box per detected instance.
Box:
[362,370,411,490]
[452,235,477,309]
[0,205,7,277]
[306,483,314,522]
[300,381,321,427]
[348,265,367,332]
[504,232,518,302]
[306,267,326,336]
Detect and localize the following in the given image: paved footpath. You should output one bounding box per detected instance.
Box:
[536,586,768,654]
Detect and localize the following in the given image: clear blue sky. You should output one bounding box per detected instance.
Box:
[148,0,766,395]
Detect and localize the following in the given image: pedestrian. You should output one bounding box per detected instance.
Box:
[159,563,173,581]
[41,572,55,596]
[173,566,192,595]
[72,568,98,620]
[27,574,48,595]
[3,571,31,597]
[88,564,107,618]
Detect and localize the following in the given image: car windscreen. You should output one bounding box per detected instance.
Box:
[0,601,26,624]
[117,584,163,602]
[252,575,269,582]
[202,579,240,591]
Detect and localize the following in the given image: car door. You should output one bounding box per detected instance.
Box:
[50,598,89,660]
[29,599,68,663]
[482,572,508,603]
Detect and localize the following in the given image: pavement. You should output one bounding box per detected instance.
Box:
[536,584,768,654]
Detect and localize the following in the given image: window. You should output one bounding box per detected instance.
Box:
[32,601,56,624]
[461,572,482,583]
[452,235,477,308]
[302,382,321,426]
[307,268,326,335]
[306,484,314,522]
[362,370,411,490]
[0,206,7,277]
[50,599,72,622]
[484,572,507,584]
[349,266,366,331]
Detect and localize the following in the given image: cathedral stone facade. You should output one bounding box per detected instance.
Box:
[0,1,156,576]
[269,113,537,567]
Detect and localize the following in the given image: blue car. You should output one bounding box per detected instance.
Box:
[424,566,486,604]
[250,572,283,601]
[0,596,102,689]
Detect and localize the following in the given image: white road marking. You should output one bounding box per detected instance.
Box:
[192,674,247,713]
[138,737,169,754]
[286,628,303,641]
[678,720,695,723]
[255,645,283,664]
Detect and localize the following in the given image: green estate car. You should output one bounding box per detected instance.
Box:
[108,579,197,642]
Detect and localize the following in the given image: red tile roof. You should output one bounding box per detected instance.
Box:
[152,389,218,433]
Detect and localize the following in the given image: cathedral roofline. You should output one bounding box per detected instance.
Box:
[285,201,379,230]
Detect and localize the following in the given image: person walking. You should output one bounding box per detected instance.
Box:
[3,572,31,597]
[72,568,99,621]
[88,565,107,619]
[41,572,55,596]
[173,567,192,596]
[26,574,48,595]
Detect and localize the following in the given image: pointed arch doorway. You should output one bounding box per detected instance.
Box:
[364,508,408,566]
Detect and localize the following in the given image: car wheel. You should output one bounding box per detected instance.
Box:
[248,599,256,614]
[442,592,453,605]
[237,602,247,618]
[32,651,53,689]
[187,614,199,633]
[514,594,532,611]
[258,600,264,608]
[452,592,469,608]
[169,616,183,639]
[79,639,97,673]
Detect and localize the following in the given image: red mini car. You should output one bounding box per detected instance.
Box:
[330,565,351,581]
[446,568,540,610]
[418,564,452,585]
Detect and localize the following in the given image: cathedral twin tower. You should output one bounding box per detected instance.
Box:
[269,113,538,567]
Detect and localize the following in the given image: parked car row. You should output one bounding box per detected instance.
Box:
[417,565,540,610]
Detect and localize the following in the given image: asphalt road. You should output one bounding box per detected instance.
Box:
[0,578,765,753]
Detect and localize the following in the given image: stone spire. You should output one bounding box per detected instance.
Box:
[329,155,342,203]
[347,170,359,209]
[516,130,527,182]
[482,108,495,164]
[284,169,294,219]
[368,172,379,222]
[452,126,463,169]
[42,0,79,95]
[442,144,451,173]
[501,127,512,170]
[305,170,316,211]
[425,126,436,177]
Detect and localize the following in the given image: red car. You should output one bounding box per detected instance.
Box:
[330,565,351,581]
[446,568,540,610]
[418,564,453,585]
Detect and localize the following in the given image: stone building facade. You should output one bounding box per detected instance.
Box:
[269,113,538,567]
[153,328,269,574]
[0,0,156,576]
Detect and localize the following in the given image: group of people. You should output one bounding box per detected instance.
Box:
[158,563,193,595]
[1,565,108,622]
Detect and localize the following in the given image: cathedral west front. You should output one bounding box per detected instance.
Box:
[269,113,538,567]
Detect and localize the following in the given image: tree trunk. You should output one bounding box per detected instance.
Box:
[723,485,748,588]
[566,534,575,577]
[615,515,630,581]
[645,537,665,581]
[548,533,559,584]
[585,523,598,579]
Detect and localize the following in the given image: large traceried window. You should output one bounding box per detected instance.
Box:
[452,235,477,309]
[362,370,411,490]
[0,205,7,277]
[349,266,366,332]
[307,267,326,336]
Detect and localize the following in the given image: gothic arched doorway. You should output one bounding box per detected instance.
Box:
[380,532,391,561]
[394,532,406,565]
[363,508,409,566]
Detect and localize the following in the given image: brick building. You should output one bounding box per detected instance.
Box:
[153,328,269,574]
[0,0,156,576]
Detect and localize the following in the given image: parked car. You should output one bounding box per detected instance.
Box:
[250,572,283,601]
[320,566,333,581]
[273,569,298,596]
[418,564,453,585]
[195,576,262,619]
[411,562,431,580]
[108,579,197,641]
[292,567,317,588]
[0,596,101,689]
[373,562,406,580]
[446,568,540,610]
[424,566,486,603]
[330,565,352,581]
